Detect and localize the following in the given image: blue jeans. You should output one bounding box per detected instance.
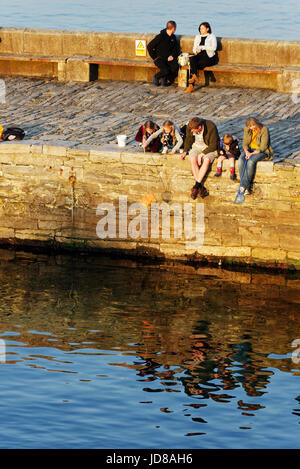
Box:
[238,151,266,190]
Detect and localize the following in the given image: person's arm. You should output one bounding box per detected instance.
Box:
[257,126,269,153]
[203,122,219,154]
[144,128,162,147]
[147,33,161,60]
[231,139,241,157]
[183,125,194,155]
[193,35,201,54]
[169,35,180,60]
[170,127,183,153]
[243,126,252,157]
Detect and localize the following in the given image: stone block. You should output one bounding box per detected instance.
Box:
[0,143,31,153]
[2,164,40,177]
[89,150,121,163]
[65,57,91,82]
[86,239,137,251]
[120,152,163,165]
[23,29,64,56]
[221,233,242,247]
[207,215,238,233]
[0,228,15,240]
[0,216,38,230]
[88,32,114,58]
[178,67,188,88]
[256,161,275,174]
[57,61,67,82]
[66,148,90,162]
[277,68,300,94]
[287,252,300,261]
[42,145,67,157]
[84,169,121,185]
[251,247,287,261]
[279,231,300,251]
[62,31,92,56]
[197,245,251,258]
[15,230,54,241]
[0,28,25,54]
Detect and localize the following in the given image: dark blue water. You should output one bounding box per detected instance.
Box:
[0,251,299,449]
[1,0,299,41]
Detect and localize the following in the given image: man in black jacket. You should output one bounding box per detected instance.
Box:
[147,21,180,86]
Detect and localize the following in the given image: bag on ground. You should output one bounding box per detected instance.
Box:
[1,127,25,141]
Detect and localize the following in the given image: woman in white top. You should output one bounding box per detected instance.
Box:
[185,22,218,94]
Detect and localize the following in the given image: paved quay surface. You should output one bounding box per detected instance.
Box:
[0,76,299,163]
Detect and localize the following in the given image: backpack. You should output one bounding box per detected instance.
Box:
[1,127,25,141]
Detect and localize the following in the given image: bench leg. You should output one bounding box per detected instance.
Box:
[178,67,188,88]
[57,62,67,82]
[65,58,91,82]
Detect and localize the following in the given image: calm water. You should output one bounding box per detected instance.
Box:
[0,249,299,449]
[0,0,299,41]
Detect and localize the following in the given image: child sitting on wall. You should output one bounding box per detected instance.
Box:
[135,120,162,153]
[143,120,183,154]
[214,133,240,180]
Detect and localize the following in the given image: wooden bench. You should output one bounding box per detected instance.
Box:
[0,54,68,80]
[178,63,284,89]
[0,52,295,93]
[83,56,156,82]
[82,57,285,90]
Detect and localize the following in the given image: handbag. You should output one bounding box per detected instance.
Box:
[1,127,25,141]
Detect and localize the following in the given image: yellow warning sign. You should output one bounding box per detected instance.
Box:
[135,39,147,57]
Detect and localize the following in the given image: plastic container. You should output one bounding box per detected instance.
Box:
[117,135,127,147]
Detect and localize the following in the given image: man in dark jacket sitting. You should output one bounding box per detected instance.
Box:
[147,20,180,87]
[181,117,220,199]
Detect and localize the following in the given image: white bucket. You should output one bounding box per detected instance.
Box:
[117,134,127,147]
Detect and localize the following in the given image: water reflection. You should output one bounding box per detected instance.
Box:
[0,248,299,447]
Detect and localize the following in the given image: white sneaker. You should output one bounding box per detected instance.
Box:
[162,146,168,154]
[239,187,245,193]
[244,189,251,195]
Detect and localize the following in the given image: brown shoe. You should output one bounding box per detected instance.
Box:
[189,73,199,85]
[199,185,209,198]
[185,84,195,94]
[191,185,200,200]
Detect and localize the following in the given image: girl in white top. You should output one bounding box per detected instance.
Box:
[143,120,183,154]
[185,22,218,94]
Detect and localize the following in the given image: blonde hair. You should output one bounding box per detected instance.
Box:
[245,117,262,129]
[223,133,233,145]
[161,120,176,145]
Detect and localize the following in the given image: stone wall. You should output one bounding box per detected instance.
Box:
[0,141,299,270]
[1,28,299,67]
[0,28,299,92]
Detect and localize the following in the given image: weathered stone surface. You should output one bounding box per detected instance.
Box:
[0,74,299,268]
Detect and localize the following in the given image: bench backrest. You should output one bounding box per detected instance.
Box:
[0,28,299,67]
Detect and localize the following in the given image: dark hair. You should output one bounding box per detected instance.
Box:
[167,20,177,30]
[199,22,212,34]
[144,120,157,130]
[188,117,204,130]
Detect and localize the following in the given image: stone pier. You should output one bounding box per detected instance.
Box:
[0,77,299,270]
